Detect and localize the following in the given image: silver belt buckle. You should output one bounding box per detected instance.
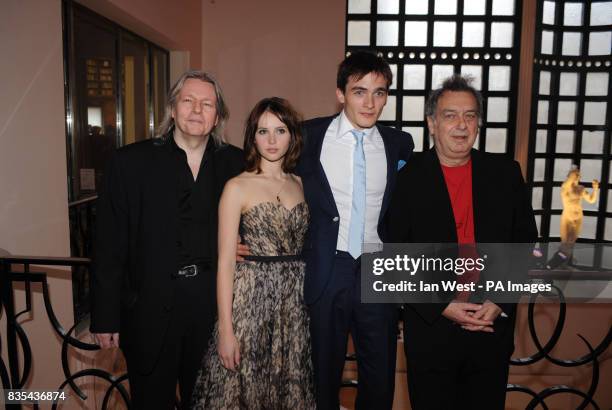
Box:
[181,264,198,277]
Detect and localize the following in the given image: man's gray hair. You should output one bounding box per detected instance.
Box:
[425,74,484,125]
[155,70,229,145]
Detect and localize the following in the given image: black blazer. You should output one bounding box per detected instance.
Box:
[90,137,244,372]
[298,114,414,304]
[386,148,538,325]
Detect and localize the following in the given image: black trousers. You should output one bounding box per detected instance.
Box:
[402,307,515,410]
[309,252,398,410]
[123,273,216,410]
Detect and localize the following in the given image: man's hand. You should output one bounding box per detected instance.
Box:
[442,302,493,332]
[94,332,120,348]
[461,300,502,332]
[236,235,250,262]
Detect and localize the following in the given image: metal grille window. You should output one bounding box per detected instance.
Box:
[346,0,522,154]
[528,0,611,245]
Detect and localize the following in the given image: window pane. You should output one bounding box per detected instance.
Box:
[582,216,597,239]
[404,127,423,151]
[464,0,486,15]
[405,21,428,46]
[534,158,546,181]
[589,32,612,55]
[492,0,515,16]
[557,101,576,125]
[380,96,396,121]
[378,0,399,14]
[580,159,602,185]
[590,2,612,26]
[536,129,547,153]
[537,100,549,124]
[554,158,573,181]
[563,2,583,26]
[543,1,556,24]
[541,31,554,54]
[432,65,454,88]
[377,21,399,45]
[555,130,574,153]
[121,33,150,144]
[403,96,425,121]
[389,64,397,89]
[347,21,371,45]
[348,0,371,13]
[552,186,562,209]
[559,72,579,96]
[461,65,482,89]
[562,32,582,56]
[434,0,457,15]
[582,131,605,154]
[490,23,514,47]
[583,102,607,125]
[586,73,609,96]
[462,22,485,47]
[405,0,428,14]
[489,66,511,91]
[550,214,560,237]
[532,187,543,210]
[539,71,551,95]
[486,128,507,153]
[403,65,426,89]
[487,97,508,122]
[433,22,456,47]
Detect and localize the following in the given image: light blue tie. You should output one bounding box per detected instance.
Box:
[348,130,366,259]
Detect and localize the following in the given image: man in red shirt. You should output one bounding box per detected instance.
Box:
[386,75,537,409]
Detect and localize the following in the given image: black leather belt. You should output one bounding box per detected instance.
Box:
[172,263,210,279]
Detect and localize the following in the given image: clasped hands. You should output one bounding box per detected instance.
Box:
[442,300,503,333]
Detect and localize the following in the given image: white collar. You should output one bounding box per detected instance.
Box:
[336,110,376,141]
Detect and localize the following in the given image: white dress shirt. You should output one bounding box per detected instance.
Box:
[320,111,388,252]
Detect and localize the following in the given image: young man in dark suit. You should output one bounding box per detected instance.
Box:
[299,51,414,410]
[90,71,244,409]
[386,75,537,409]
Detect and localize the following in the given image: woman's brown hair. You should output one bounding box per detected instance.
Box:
[244,97,303,173]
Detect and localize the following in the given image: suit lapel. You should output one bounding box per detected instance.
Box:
[378,125,397,227]
[470,149,486,242]
[427,149,458,242]
[309,116,339,215]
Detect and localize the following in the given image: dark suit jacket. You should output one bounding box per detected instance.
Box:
[298,114,414,304]
[90,137,243,372]
[386,148,538,331]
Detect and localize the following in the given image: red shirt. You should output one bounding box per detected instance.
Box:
[441,159,475,244]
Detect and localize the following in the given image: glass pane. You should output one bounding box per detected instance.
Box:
[534,158,546,181]
[534,215,542,234]
[151,48,168,133]
[404,126,423,151]
[562,32,582,56]
[559,72,579,96]
[433,22,456,47]
[537,100,549,124]
[584,102,607,125]
[490,23,514,47]
[539,71,551,95]
[347,21,371,45]
[403,96,425,121]
[608,191,612,213]
[543,1,556,24]
[557,101,576,125]
[377,21,399,46]
[586,73,609,96]
[582,216,597,239]
[405,0,428,14]
[532,187,543,210]
[582,131,605,154]
[389,64,397,89]
[563,2,583,26]
[121,34,150,145]
[552,186,562,209]
[535,129,547,153]
[403,65,426,89]
[462,22,485,47]
[405,21,428,46]
[461,65,482,89]
[348,0,371,13]
[489,66,511,91]
[380,95,396,121]
[434,0,457,15]
[555,130,574,153]
[487,97,508,122]
[492,0,515,16]
[589,32,612,56]
[432,65,454,88]
[554,158,573,181]
[590,2,612,26]
[486,128,507,153]
[541,30,554,54]
[464,0,486,15]
[378,0,399,14]
[580,159,602,185]
[550,214,560,237]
